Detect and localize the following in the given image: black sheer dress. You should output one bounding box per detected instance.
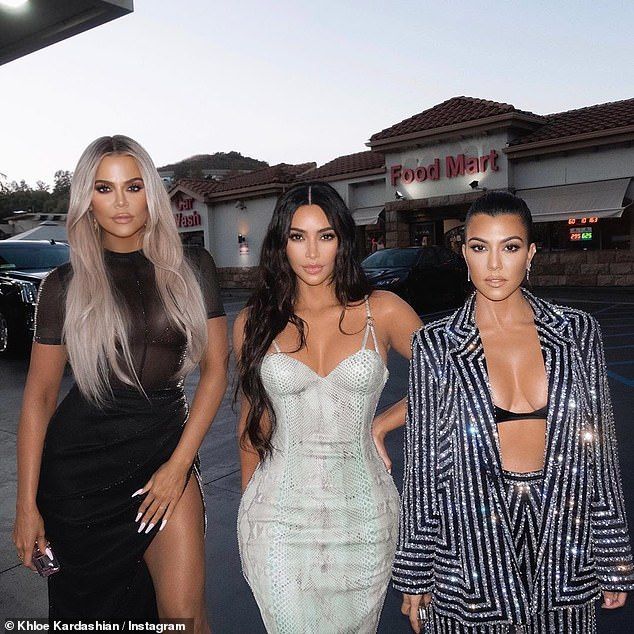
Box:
[34,246,225,621]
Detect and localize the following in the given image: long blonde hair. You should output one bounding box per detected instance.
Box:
[64,135,208,405]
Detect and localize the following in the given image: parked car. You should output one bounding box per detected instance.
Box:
[362,246,468,313]
[0,240,70,353]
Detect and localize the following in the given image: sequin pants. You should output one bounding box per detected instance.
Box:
[428,470,597,633]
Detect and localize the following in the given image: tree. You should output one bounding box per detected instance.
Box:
[53,170,72,195]
[0,169,72,219]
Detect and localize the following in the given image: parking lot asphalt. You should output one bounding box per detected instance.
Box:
[1,287,633,632]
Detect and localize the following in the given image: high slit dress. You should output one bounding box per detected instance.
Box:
[238,297,401,633]
[33,246,224,621]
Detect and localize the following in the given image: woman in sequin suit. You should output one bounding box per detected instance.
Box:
[13,136,228,628]
[234,182,422,633]
[395,192,633,633]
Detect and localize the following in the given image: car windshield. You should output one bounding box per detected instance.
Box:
[0,243,70,270]
[362,249,419,268]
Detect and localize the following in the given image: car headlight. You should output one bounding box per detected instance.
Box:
[16,280,38,305]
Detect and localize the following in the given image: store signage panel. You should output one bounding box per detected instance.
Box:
[172,195,205,231]
[175,210,202,228]
[569,227,593,241]
[567,217,598,225]
[176,197,195,211]
[390,149,499,186]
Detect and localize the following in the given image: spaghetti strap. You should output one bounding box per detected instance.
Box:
[361,295,379,352]
[272,339,281,353]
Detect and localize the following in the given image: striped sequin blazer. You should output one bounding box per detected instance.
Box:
[393,289,634,626]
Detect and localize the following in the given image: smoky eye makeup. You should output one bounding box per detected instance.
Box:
[94,179,144,190]
[468,239,487,251]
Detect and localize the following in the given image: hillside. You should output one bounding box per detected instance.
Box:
[158,151,268,179]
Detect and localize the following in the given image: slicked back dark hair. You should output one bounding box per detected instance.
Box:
[465,191,534,243]
[236,181,370,459]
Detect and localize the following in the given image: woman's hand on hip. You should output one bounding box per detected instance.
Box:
[132,459,190,534]
[372,425,392,474]
[13,503,47,572]
[602,590,627,609]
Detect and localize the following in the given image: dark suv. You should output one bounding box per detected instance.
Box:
[362,246,468,313]
[0,240,70,353]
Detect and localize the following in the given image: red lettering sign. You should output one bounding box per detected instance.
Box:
[445,154,465,178]
[176,197,194,211]
[402,168,415,184]
[174,210,202,228]
[391,149,499,186]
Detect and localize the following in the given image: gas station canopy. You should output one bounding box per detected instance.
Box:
[0,0,133,65]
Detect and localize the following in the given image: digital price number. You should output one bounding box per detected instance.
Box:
[569,227,593,241]
[568,217,598,225]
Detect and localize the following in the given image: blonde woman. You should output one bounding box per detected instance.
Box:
[12,136,228,628]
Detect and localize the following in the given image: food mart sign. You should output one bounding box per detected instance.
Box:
[390,149,500,186]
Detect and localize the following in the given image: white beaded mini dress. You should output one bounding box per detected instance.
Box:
[238,297,400,633]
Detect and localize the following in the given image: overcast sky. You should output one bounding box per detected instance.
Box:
[1,0,632,186]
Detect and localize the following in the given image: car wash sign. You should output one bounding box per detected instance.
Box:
[390,149,499,186]
[173,196,203,229]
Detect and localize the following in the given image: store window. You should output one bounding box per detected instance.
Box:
[410,221,435,246]
[363,210,386,257]
[444,224,465,254]
[534,209,631,251]
[600,207,631,250]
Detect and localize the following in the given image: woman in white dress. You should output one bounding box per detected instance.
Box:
[234,181,422,633]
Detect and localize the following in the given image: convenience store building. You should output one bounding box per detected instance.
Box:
[171,96,634,287]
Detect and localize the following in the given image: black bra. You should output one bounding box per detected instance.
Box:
[495,404,548,424]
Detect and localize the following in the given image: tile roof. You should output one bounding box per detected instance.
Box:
[171,162,316,199]
[509,97,634,146]
[172,178,221,198]
[301,151,385,180]
[370,96,541,142]
[215,162,315,192]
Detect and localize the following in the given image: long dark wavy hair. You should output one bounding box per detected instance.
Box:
[237,181,370,459]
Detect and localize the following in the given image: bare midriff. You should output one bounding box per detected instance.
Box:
[497,418,547,473]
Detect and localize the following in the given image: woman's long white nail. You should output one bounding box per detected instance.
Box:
[131,489,144,498]
[137,522,146,533]
[145,523,155,534]
[159,519,167,531]
[135,512,142,522]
